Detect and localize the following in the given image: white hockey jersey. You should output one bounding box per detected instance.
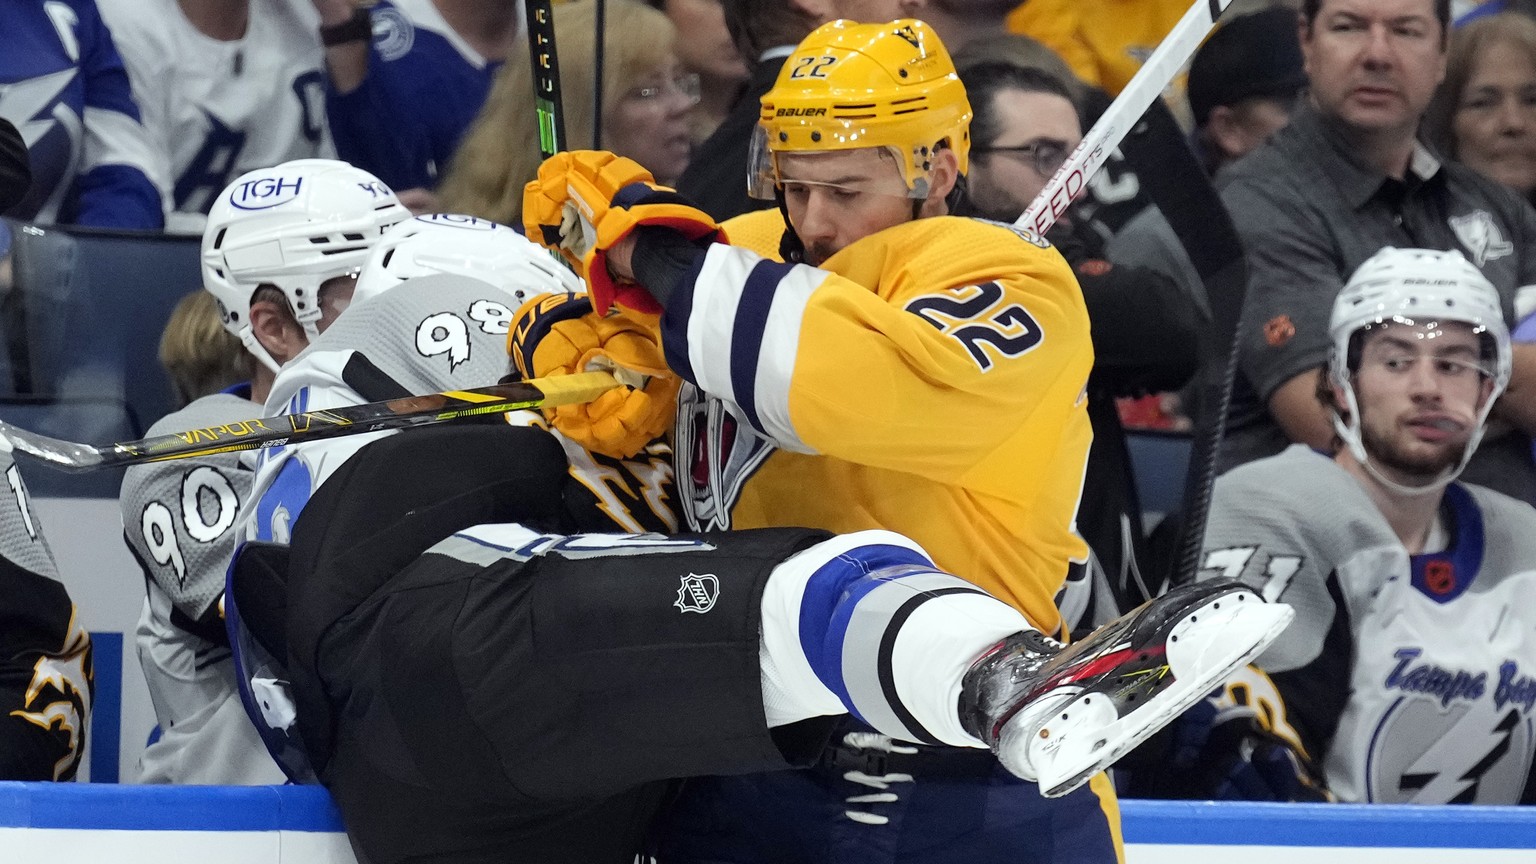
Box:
[118,388,284,784]
[97,0,333,233]
[248,273,524,542]
[1200,444,1536,804]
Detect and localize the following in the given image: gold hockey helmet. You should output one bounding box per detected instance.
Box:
[750,19,972,200]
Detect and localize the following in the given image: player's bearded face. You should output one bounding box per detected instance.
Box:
[1352,323,1492,479]
[778,149,917,266]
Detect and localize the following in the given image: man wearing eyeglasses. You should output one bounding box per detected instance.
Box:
[1166,247,1536,805]
[957,59,1202,641]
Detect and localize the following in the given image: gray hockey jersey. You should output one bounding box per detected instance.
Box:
[248,273,539,543]
[1199,444,1536,803]
[119,389,282,784]
[248,274,676,544]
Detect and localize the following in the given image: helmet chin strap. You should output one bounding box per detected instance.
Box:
[1332,406,1472,498]
[1358,453,1458,498]
[241,329,284,376]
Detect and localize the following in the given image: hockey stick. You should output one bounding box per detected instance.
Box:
[526,0,566,158]
[1011,0,1242,593]
[1014,0,1236,239]
[0,372,619,471]
[1114,102,1247,592]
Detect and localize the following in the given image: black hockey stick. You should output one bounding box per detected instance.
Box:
[1114,102,1247,591]
[593,0,605,150]
[1011,0,1240,593]
[526,0,566,158]
[0,372,618,471]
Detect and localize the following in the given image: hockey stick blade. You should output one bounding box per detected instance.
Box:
[0,371,620,472]
[1015,0,1236,238]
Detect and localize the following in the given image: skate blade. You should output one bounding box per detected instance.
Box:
[1030,593,1295,798]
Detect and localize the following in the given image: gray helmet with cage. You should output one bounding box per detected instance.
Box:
[1327,247,1511,491]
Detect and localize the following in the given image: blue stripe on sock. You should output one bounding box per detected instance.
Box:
[797,544,934,720]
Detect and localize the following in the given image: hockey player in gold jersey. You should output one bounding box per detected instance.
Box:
[515,18,1290,863]
[243,18,1289,864]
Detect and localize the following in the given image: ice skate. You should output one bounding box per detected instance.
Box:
[959,578,1294,797]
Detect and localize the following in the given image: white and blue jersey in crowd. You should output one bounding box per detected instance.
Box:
[0,0,163,228]
[97,0,334,234]
[325,0,506,192]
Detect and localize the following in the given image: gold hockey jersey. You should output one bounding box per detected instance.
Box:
[670,209,1093,634]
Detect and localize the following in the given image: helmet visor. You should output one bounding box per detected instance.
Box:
[748,126,929,200]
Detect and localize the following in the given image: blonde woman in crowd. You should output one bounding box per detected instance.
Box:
[437,0,697,225]
[647,0,749,146]
[1428,12,1536,202]
[159,290,248,410]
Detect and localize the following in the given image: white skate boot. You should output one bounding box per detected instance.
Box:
[959,578,1294,797]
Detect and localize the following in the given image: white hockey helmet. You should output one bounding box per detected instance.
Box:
[1328,247,1511,493]
[353,213,583,306]
[202,159,410,372]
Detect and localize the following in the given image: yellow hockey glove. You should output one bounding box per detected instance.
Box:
[523,150,722,315]
[509,292,678,458]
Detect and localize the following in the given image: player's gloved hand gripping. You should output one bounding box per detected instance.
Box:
[522,151,722,314]
[510,292,678,458]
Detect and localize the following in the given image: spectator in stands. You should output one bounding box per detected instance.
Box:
[647,0,750,146]
[0,117,29,215]
[1178,247,1536,805]
[438,0,694,225]
[1454,0,1536,25]
[899,0,1015,53]
[0,452,93,782]
[1218,0,1536,506]
[954,32,1084,98]
[677,0,829,220]
[1108,6,1306,316]
[961,59,1201,628]
[1426,13,1536,203]
[0,0,163,229]
[1006,0,1189,101]
[312,0,518,212]
[158,291,247,409]
[99,0,334,234]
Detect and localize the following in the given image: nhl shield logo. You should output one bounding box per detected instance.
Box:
[675,573,719,613]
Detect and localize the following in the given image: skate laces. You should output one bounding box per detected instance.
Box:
[839,732,916,826]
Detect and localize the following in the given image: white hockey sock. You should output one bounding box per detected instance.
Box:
[758,530,1031,747]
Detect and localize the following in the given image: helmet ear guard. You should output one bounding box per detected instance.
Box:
[1326,247,1512,493]
[750,19,972,202]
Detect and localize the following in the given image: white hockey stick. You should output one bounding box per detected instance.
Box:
[1015,0,1237,238]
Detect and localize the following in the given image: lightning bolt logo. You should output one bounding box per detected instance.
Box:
[0,68,77,149]
[1399,709,1519,803]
